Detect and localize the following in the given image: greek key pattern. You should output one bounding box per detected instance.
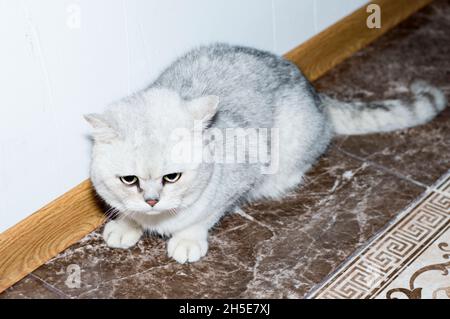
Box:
[309,172,450,299]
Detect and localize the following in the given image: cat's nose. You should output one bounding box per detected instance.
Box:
[145,198,159,207]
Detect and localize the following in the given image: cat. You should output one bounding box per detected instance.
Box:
[85,43,447,263]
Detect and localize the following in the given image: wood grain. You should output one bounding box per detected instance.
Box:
[0,0,434,293]
[284,0,433,81]
[0,180,105,292]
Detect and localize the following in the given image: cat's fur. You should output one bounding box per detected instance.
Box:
[85,44,447,263]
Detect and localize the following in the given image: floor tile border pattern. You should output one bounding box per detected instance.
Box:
[307,171,450,299]
[375,223,449,299]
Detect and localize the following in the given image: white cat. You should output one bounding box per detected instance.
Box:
[85,44,447,263]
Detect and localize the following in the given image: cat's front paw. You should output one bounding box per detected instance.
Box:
[167,235,208,264]
[103,219,143,249]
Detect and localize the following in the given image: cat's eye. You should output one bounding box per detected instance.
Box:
[120,175,138,186]
[163,173,182,184]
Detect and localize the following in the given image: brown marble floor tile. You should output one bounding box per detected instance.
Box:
[315,0,450,186]
[30,229,169,297]
[240,148,424,297]
[334,108,450,187]
[31,213,272,299]
[0,275,65,299]
[77,217,272,299]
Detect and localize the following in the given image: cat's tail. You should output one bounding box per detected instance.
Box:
[321,81,447,135]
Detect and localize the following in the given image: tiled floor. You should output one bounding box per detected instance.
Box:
[2,0,449,299]
[309,172,450,299]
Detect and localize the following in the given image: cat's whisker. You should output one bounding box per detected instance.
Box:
[103,207,118,219]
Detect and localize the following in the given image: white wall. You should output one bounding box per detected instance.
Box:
[0,0,367,232]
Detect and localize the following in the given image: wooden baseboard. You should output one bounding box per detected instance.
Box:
[0,0,434,293]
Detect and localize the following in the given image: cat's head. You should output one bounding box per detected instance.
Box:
[85,88,219,216]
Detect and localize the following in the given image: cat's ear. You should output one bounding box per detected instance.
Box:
[187,95,219,124]
[84,113,118,143]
